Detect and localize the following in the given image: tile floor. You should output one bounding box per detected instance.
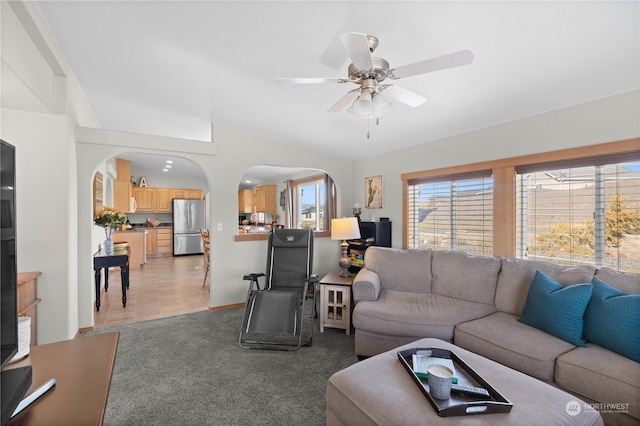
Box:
[92,254,210,330]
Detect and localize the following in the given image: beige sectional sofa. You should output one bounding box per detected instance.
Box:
[351,247,640,424]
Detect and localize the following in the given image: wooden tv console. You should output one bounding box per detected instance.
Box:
[5,332,119,425]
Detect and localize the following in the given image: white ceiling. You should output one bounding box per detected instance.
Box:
[37,1,639,167]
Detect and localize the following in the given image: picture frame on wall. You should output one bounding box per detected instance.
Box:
[365,175,383,209]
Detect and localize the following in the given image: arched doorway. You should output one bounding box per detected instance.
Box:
[89,152,212,329]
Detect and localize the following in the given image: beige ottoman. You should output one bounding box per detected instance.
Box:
[327,338,603,426]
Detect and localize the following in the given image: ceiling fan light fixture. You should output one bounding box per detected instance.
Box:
[372,92,391,116]
[348,90,373,117]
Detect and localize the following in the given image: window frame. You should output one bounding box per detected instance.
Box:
[406,171,494,255]
[402,138,640,257]
[292,174,326,232]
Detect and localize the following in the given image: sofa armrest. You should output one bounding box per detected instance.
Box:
[352,268,381,302]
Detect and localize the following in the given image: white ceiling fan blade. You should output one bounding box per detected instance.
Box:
[339,32,374,71]
[390,50,474,79]
[327,90,360,113]
[382,85,427,107]
[276,77,351,84]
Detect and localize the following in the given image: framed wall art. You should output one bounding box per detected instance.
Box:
[365,175,383,209]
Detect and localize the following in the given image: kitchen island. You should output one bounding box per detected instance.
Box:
[114,228,146,269]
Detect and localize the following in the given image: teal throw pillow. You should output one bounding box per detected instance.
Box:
[583,277,640,363]
[519,270,592,347]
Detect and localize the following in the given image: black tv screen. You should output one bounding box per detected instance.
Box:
[0,139,18,369]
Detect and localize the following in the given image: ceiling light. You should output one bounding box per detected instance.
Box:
[347,90,391,118]
[165,165,172,168]
[166,160,173,164]
[162,168,169,172]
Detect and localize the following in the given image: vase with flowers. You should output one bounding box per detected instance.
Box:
[94,207,127,255]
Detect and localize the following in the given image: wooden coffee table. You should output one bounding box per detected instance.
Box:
[327,338,603,425]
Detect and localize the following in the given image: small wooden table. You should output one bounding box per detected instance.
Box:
[93,249,130,311]
[6,332,119,426]
[319,271,355,335]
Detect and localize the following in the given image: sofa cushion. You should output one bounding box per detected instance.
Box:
[495,257,596,316]
[364,247,433,293]
[352,289,496,342]
[555,344,640,420]
[518,270,592,347]
[454,312,575,382]
[594,267,640,295]
[583,276,640,362]
[431,250,501,306]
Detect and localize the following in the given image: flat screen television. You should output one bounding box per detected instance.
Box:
[1,140,32,425]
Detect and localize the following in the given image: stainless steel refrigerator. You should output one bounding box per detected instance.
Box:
[172,199,206,256]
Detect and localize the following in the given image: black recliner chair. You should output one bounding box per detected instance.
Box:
[239,228,317,350]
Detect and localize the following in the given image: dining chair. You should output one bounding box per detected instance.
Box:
[200,228,210,287]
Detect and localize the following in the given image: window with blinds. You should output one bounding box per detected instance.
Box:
[516,161,640,272]
[407,175,494,255]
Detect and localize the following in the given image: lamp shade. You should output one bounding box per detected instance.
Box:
[331,217,361,241]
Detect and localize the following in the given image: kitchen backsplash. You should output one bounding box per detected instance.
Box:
[128,212,172,226]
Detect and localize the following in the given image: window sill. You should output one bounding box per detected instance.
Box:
[234,230,330,242]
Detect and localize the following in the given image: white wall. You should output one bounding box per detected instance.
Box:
[1,1,100,343]
[352,90,640,248]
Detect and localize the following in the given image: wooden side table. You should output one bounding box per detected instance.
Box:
[319,271,355,335]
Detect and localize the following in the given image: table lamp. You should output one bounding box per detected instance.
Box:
[331,217,361,277]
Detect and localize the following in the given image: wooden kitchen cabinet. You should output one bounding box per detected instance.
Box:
[146,229,157,255]
[114,158,133,213]
[187,189,202,199]
[172,189,187,199]
[116,158,130,180]
[172,188,202,200]
[133,187,156,212]
[113,180,132,213]
[238,189,254,213]
[17,272,42,346]
[255,185,277,213]
[155,188,172,212]
[156,228,173,255]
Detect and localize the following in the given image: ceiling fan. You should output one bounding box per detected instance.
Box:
[276,32,474,119]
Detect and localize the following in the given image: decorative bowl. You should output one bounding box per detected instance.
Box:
[113,242,128,251]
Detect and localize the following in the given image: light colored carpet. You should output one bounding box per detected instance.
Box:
[87,307,358,425]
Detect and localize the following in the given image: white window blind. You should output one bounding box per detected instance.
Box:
[516,161,640,272]
[407,175,493,255]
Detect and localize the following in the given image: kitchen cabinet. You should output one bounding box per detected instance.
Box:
[255,185,277,213]
[238,189,254,213]
[146,227,173,256]
[116,158,131,180]
[187,189,202,199]
[156,188,172,212]
[113,180,132,213]
[172,189,202,200]
[146,229,157,255]
[156,228,173,255]
[133,187,156,212]
[114,159,133,213]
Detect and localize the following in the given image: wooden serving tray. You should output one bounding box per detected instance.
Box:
[397,347,513,417]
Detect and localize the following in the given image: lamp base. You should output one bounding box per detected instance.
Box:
[338,240,352,277]
[338,269,352,277]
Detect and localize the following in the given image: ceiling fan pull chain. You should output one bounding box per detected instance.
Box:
[367,116,371,139]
